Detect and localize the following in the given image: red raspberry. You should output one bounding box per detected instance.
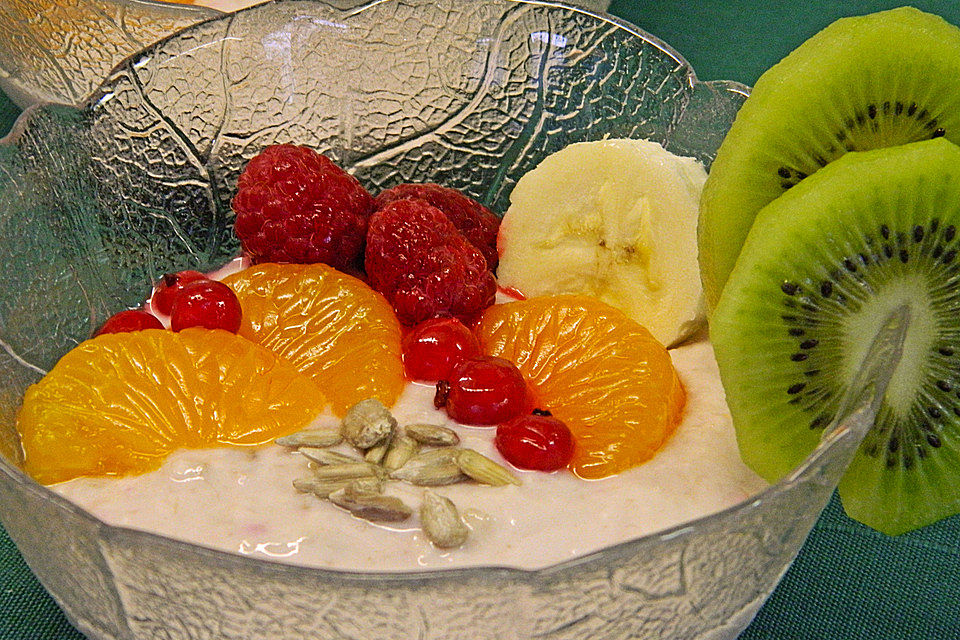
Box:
[365,199,496,326]
[374,183,500,270]
[232,144,374,269]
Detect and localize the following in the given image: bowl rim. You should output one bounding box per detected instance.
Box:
[0,0,813,582]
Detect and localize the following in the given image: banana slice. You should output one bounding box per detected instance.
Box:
[497,139,706,347]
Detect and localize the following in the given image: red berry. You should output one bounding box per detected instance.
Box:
[402,318,481,382]
[232,144,374,268]
[170,280,242,333]
[94,310,164,336]
[365,199,496,325]
[495,413,575,471]
[374,183,501,269]
[151,270,208,315]
[442,356,528,425]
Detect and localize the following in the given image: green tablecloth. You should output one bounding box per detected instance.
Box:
[3,1,960,638]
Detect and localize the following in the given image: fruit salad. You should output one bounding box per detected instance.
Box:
[15,137,770,569]
[21,6,960,570]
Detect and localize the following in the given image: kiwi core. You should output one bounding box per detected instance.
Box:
[840,274,937,417]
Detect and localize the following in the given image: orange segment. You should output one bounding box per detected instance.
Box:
[222,263,405,415]
[17,328,323,484]
[475,295,685,479]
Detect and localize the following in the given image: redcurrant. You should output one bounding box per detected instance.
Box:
[402,318,481,382]
[151,270,208,315]
[442,356,528,425]
[170,280,242,333]
[495,413,574,471]
[94,309,164,336]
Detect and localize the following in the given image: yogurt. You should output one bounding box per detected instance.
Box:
[52,336,767,571]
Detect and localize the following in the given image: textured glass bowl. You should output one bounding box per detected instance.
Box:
[0,0,609,107]
[0,1,902,639]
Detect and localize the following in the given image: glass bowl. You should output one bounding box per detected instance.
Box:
[0,0,610,107]
[0,1,902,638]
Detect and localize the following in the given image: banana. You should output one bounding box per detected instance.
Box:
[496,138,707,347]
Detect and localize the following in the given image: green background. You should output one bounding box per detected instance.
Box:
[3,1,960,638]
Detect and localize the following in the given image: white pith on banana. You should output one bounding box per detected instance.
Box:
[497,138,707,347]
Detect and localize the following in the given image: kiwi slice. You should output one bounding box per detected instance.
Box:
[711,139,960,535]
[699,7,960,310]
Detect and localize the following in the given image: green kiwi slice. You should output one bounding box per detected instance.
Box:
[711,139,960,535]
[699,7,960,310]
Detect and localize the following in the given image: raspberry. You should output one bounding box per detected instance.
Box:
[232,144,374,269]
[365,199,496,325]
[374,183,500,270]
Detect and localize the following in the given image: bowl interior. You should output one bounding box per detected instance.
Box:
[0,0,747,469]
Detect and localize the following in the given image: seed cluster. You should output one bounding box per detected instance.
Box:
[861,409,945,472]
[777,166,809,190]
[279,398,521,550]
[776,101,946,191]
[775,219,960,471]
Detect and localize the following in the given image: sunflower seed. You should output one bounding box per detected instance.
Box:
[456,449,520,486]
[312,462,381,481]
[341,398,397,449]
[382,434,420,472]
[364,440,391,465]
[344,477,384,496]
[419,448,462,462]
[420,490,469,548]
[405,423,460,447]
[293,475,384,499]
[299,448,359,466]
[390,448,466,486]
[275,427,343,448]
[329,487,412,522]
[292,477,353,498]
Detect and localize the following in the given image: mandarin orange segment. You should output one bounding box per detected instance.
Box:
[17,328,324,485]
[475,295,685,479]
[222,263,405,415]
